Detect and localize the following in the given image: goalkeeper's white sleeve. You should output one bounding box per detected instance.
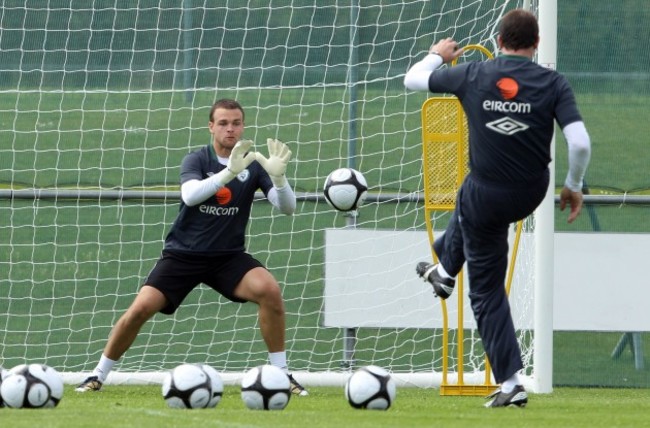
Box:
[181,169,234,207]
[267,183,296,215]
[403,53,444,91]
[562,120,591,192]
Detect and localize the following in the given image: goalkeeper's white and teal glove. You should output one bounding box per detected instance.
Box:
[220,139,256,183]
[255,138,292,188]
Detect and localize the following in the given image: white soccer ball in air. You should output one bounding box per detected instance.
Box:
[345,365,396,410]
[0,363,64,408]
[323,168,368,212]
[162,363,214,409]
[240,365,291,410]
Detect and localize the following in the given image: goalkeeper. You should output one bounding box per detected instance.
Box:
[76,98,308,396]
[404,10,590,407]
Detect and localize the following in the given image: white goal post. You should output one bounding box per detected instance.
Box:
[533,0,558,394]
[0,0,555,391]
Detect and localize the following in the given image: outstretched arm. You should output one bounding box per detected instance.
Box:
[404,38,463,91]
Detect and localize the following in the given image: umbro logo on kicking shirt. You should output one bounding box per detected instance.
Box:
[486,117,529,136]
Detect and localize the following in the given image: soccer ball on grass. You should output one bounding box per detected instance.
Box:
[201,364,224,408]
[0,363,64,408]
[345,365,396,410]
[162,363,222,409]
[240,365,291,410]
[323,168,368,212]
[0,367,9,407]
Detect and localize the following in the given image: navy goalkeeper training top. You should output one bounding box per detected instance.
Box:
[163,144,273,255]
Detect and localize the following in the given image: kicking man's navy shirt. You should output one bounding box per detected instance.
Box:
[429,55,582,184]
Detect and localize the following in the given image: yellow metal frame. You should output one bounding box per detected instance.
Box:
[420,45,524,396]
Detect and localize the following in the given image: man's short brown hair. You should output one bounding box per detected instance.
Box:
[209,99,245,122]
[499,9,539,51]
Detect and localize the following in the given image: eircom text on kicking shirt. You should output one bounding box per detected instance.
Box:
[163,144,273,255]
[428,55,583,184]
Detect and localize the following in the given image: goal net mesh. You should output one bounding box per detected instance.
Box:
[0,0,536,385]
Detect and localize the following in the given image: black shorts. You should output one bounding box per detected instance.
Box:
[144,250,265,315]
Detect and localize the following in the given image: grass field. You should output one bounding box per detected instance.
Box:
[4,385,650,428]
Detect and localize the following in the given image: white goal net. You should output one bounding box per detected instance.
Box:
[0,0,543,389]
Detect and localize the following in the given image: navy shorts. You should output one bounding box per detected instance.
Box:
[144,250,265,314]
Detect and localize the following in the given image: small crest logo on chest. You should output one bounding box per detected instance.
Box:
[237,169,250,182]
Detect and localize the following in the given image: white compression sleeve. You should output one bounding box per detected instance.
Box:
[267,184,296,215]
[403,53,443,91]
[562,121,591,192]
[181,168,236,206]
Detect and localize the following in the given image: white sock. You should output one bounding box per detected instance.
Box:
[501,373,521,393]
[268,351,288,373]
[92,354,116,383]
[437,264,453,279]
